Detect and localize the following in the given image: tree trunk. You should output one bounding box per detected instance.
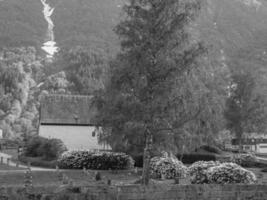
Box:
[142,130,153,185]
[236,126,243,152]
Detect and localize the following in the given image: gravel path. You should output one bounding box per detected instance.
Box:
[0,152,57,171]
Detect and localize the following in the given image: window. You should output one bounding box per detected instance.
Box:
[92,131,96,137]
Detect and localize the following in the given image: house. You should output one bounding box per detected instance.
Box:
[38,94,110,151]
[231,138,267,154]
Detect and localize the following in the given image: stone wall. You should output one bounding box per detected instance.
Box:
[115,184,267,200]
[1,184,267,200]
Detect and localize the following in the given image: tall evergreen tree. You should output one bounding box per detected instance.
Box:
[95,0,204,184]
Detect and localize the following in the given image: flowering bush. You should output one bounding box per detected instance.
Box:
[188,161,221,184]
[188,161,257,184]
[150,154,187,179]
[57,151,135,170]
[207,163,257,184]
[230,153,258,167]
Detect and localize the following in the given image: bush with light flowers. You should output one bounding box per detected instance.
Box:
[207,162,257,184]
[230,153,258,167]
[150,153,187,179]
[188,161,221,184]
[57,150,135,170]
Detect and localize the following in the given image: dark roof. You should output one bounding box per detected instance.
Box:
[40,95,97,125]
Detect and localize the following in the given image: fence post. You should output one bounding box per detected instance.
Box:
[6,158,10,166]
[27,161,31,169]
[24,168,33,191]
[83,166,87,174]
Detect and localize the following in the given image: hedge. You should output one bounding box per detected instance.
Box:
[57,151,135,170]
[177,153,217,164]
[25,136,67,160]
[132,153,217,167]
[194,145,222,154]
[132,154,143,167]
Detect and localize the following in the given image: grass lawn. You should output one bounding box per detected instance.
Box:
[0,167,266,188]
[2,149,18,160]
[0,164,25,171]
[0,171,60,187]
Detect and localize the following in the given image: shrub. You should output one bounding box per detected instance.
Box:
[188,161,257,184]
[176,153,217,164]
[57,151,135,170]
[261,168,267,173]
[188,161,221,184]
[25,136,67,160]
[41,138,67,160]
[132,154,143,168]
[207,163,257,184]
[24,136,47,157]
[195,145,222,154]
[230,153,258,168]
[150,154,187,179]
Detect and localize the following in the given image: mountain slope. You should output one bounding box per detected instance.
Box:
[1,0,267,59]
[0,0,46,47]
[0,0,123,56]
[198,0,267,54]
[51,0,123,55]
[198,0,267,94]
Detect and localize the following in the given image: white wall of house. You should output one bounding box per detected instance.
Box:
[39,125,110,150]
[256,144,267,154]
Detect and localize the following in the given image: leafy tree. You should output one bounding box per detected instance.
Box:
[224,71,267,150]
[42,71,71,94]
[95,0,203,184]
[0,47,44,138]
[51,47,108,95]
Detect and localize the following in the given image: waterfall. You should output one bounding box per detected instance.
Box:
[40,0,58,57]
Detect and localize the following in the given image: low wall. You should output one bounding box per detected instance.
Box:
[1,184,267,200]
[115,184,267,200]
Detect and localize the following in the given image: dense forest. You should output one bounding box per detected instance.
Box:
[0,0,267,153]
